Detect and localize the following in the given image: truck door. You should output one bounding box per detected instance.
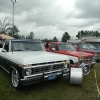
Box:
[0,41,10,72]
[49,44,59,53]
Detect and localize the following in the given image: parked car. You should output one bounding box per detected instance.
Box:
[46,42,96,75]
[76,43,100,62]
[92,44,100,51]
[0,39,83,89]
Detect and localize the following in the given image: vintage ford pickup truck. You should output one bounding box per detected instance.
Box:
[0,39,83,89]
[46,42,96,75]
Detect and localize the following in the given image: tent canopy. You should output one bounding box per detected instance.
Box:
[0,34,14,39]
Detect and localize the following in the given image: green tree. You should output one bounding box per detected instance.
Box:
[76,31,81,39]
[52,36,58,42]
[27,31,34,39]
[19,35,25,39]
[41,38,52,43]
[7,25,20,38]
[61,32,71,42]
[76,30,100,38]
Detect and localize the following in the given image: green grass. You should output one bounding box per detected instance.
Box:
[0,63,100,100]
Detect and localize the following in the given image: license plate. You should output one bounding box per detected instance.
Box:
[48,74,56,80]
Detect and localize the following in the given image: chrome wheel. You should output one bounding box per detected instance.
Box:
[11,69,20,88]
[83,65,90,75]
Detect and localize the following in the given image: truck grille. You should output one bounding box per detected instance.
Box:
[82,56,94,63]
[32,62,64,74]
[24,61,66,76]
[95,52,100,59]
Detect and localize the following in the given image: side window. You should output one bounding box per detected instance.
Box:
[50,44,58,50]
[4,41,9,52]
[79,44,82,48]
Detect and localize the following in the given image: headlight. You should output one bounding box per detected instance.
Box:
[26,69,32,75]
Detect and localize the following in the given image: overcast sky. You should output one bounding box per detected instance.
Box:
[0,0,100,41]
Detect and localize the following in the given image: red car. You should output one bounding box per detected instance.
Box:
[46,42,96,75]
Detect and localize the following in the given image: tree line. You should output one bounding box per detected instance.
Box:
[76,30,100,39]
[0,17,99,43]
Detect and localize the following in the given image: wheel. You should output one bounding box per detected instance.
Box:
[83,65,90,75]
[70,68,83,85]
[11,68,22,89]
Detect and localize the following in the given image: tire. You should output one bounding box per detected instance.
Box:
[11,68,22,89]
[83,65,90,75]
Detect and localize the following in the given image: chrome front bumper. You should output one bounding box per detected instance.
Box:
[20,68,69,85]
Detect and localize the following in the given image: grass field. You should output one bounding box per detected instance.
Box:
[0,63,100,100]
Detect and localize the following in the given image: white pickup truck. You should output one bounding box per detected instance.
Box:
[0,39,82,89]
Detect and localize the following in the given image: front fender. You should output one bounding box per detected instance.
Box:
[67,55,78,63]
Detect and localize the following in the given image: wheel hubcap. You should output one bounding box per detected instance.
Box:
[12,69,19,87]
[84,66,88,72]
[83,65,90,75]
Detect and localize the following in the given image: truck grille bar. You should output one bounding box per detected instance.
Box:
[32,63,64,74]
[82,56,94,63]
[24,61,65,75]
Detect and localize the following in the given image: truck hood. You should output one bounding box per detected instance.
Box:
[82,49,100,53]
[64,50,94,57]
[1,51,69,65]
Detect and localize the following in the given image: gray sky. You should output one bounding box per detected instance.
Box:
[0,0,100,41]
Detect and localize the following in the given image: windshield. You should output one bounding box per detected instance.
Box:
[93,44,100,48]
[11,41,45,52]
[59,43,75,50]
[88,45,96,50]
[80,44,89,50]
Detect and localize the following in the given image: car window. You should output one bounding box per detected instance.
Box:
[80,44,89,49]
[4,41,9,52]
[50,44,58,50]
[88,45,96,50]
[59,43,75,50]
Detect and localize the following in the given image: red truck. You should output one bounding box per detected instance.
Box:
[46,42,96,75]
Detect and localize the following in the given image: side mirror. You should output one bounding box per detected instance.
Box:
[51,48,56,51]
